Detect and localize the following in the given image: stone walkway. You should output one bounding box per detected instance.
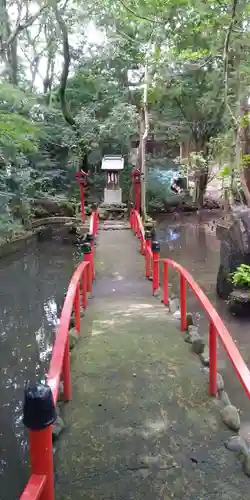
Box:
[55,229,249,499]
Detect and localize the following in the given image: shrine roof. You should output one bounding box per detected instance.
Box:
[101,155,124,171]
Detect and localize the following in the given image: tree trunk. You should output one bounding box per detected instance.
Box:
[240,99,250,204]
[7,38,18,85]
[230,49,250,205]
[0,0,18,84]
[196,168,209,208]
[193,140,209,208]
[140,108,146,219]
[0,0,45,85]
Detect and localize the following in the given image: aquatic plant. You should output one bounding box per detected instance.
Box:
[231,265,250,288]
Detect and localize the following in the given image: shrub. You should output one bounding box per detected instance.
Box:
[231,264,250,288]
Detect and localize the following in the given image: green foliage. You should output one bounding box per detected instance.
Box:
[0,212,25,242]
[0,83,39,164]
[231,265,250,288]
[0,113,39,155]
[1,0,250,234]
[147,195,165,213]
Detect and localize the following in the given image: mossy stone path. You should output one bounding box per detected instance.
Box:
[55,230,249,499]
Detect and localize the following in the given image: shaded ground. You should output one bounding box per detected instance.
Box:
[55,229,249,499]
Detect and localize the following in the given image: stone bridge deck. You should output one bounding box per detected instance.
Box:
[55,229,249,500]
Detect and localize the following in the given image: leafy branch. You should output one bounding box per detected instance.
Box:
[223,0,239,130]
[118,0,167,25]
[6,3,48,47]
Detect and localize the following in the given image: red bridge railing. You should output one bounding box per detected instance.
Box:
[130,207,250,400]
[20,208,98,500]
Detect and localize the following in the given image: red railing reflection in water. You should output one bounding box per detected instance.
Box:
[20,209,98,500]
[130,207,250,400]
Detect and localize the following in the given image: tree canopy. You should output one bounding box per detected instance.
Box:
[0,0,250,229]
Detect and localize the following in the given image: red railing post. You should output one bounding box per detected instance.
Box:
[94,214,98,236]
[62,335,71,401]
[135,213,140,238]
[163,261,169,306]
[86,232,95,280]
[74,283,81,333]
[96,208,99,234]
[132,208,135,234]
[135,179,140,214]
[129,204,134,230]
[93,211,96,237]
[131,169,141,214]
[79,183,85,223]
[152,240,160,294]
[82,242,93,294]
[92,242,95,279]
[132,208,135,233]
[140,228,145,255]
[23,383,56,500]
[144,230,152,278]
[81,268,87,309]
[180,274,187,331]
[209,322,217,396]
[91,204,98,236]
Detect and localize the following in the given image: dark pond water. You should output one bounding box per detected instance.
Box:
[0,230,78,500]
[156,211,250,445]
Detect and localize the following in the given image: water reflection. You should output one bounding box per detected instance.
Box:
[157,212,250,424]
[159,228,180,244]
[35,299,60,364]
[0,237,77,499]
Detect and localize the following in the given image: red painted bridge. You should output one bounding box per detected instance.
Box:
[19,206,250,500]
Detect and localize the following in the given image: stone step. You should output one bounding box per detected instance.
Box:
[100,221,130,230]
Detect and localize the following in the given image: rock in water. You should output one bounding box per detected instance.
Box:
[228,289,250,317]
[168,297,180,314]
[69,316,75,328]
[225,435,248,456]
[172,309,181,319]
[243,453,250,477]
[200,347,209,366]
[52,415,65,440]
[216,373,224,392]
[186,313,194,328]
[68,327,79,350]
[188,325,199,335]
[220,390,231,406]
[185,325,198,344]
[184,333,192,344]
[191,337,205,355]
[153,288,161,299]
[221,404,240,431]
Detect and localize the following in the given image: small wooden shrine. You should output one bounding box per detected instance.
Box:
[101,155,124,204]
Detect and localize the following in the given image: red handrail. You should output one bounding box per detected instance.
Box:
[130,208,159,289]
[162,258,250,398]
[20,208,98,500]
[131,208,250,400]
[47,260,90,403]
[20,475,47,500]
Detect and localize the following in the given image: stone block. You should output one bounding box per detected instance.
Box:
[221,404,240,431]
[103,188,122,205]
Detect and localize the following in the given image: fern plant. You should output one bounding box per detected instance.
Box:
[231,265,250,288]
